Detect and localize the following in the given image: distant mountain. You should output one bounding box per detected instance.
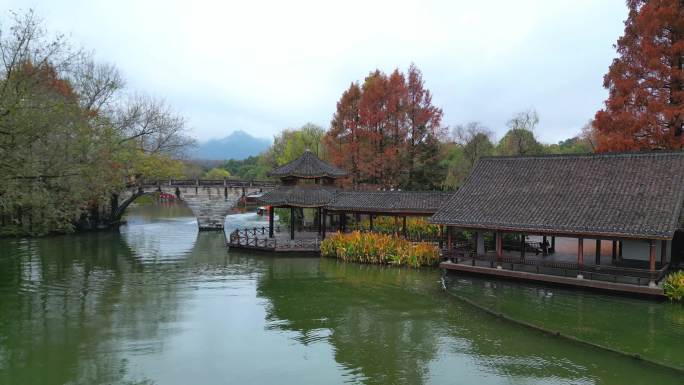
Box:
[193,130,271,160]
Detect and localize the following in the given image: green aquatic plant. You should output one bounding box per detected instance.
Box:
[663,271,684,301]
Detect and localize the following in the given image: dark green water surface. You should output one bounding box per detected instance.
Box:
[0,203,682,384]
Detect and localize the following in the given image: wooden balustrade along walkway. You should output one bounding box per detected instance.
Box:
[227,226,668,297]
[227,226,445,253]
[227,227,321,253]
[441,248,667,298]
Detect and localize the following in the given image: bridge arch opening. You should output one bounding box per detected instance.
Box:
[112,182,272,231]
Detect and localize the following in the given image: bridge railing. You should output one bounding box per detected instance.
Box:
[137,179,277,188]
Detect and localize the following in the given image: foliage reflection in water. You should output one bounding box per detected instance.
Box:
[0,202,681,384]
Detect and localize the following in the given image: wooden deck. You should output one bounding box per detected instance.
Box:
[440,261,665,298]
[227,227,321,253]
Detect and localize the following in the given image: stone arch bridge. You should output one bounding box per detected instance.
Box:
[112,180,276,230]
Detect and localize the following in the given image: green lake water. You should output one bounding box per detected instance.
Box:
[0,202,683,384]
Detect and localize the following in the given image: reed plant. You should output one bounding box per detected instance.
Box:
[320,231,440,267]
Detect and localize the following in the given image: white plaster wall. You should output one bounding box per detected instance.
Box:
[476,231,485,255]
[622,240,671,262]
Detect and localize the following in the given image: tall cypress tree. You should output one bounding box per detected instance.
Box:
[594,0,684,151]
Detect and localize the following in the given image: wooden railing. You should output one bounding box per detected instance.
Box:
[442,250,670,286]
[228,227,276,250]
[231,226,280,239]
[229,236,277,249]
[227,226,320,251]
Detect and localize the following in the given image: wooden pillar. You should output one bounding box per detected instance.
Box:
[447,226,453,252]
[321,209,327,239]
[542,235,548,255]
[316,208,321,235]
[649,240,657,286]
[577,237,584,276]
[611,240,617,262]
[619,240,623,260]
[268,207,274,238]
[439,225,444,249]
[369,214,374,231]
[496,232,503,261]
[595,239,601,265]
[661,240,667,266]
[403,216,407,238]
[290,207,295,240]
[341,212,347,232]
[551,236,556,253]
[520,234,525,261]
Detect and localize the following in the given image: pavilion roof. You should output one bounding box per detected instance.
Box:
[430,152,684,240]
[268,149,348,179]
[258,185,339,207]
[326,191,453,215]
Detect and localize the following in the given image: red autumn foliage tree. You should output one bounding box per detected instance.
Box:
[326,82,362,185]
[594,0,684,151]
[324,65,444,189]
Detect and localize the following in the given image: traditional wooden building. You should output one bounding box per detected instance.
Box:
[325,191,451,239]
[228,150,451,251]
[431,152,684,296]
[258,149,347,241]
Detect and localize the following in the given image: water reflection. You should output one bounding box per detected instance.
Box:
[0,203,682,385]
[0,232,156,385]
[257,259,684,384]
[445,273,684,369]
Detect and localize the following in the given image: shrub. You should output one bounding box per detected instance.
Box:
[351,216,442,239]
[664,271,684,301]
[320,231,440,267]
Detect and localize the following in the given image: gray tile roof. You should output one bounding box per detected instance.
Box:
[327,191,453,214]
[268,149,348,179]
[430,152,684,240]
[258,185,339,207]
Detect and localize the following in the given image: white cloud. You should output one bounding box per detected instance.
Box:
[5,0,627,143]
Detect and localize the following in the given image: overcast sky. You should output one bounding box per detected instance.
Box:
[6,0,627,144]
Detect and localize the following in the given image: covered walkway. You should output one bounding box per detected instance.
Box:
[227,150,453,252]
[431,152,684,293]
